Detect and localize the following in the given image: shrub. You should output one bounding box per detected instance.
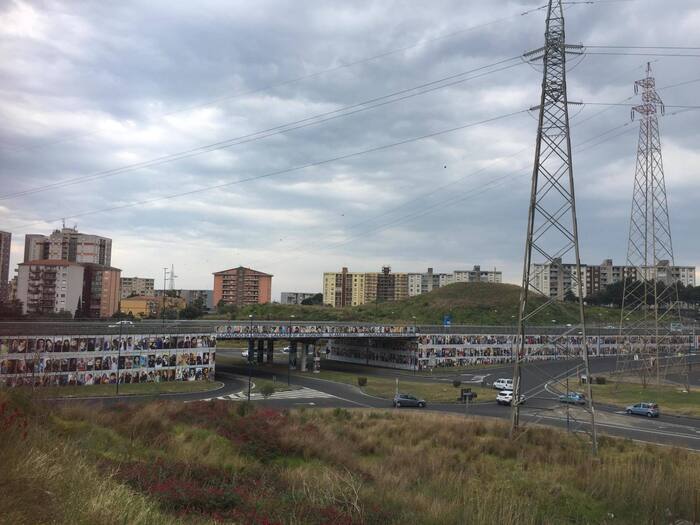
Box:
[357,377,367,387]
[595,376,607,385]
[259,383,276,399]
[452,379,462,388]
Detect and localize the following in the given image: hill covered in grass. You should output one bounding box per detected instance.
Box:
[1,390,698,524]
[206,282,622,325]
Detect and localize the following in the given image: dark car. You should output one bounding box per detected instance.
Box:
[626,402,660,418]
[559,392,587,405]
[393,393,426,408]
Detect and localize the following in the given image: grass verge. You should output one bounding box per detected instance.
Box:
[16,380,223,399]
[218,355,492,403]
[590,380,700,417]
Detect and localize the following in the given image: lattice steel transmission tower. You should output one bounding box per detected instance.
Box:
[616,63,687,388]
[510,0,598,454]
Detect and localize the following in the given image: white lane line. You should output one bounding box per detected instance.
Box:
[200,386,336,402]
[530,413,700,442]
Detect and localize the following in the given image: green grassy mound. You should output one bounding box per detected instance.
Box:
[206,282,620,325]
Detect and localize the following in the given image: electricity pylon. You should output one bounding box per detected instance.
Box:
[510,0,598,454]
[617,63,687,389]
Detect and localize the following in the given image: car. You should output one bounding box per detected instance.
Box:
[282,346,290,353]
[626,402,660,418]
[393,393,426,408]
[108,320,134,328]
[241,350,249,358]
[559,392,587,405]
[496,390,525,406]
[492,378,513,390]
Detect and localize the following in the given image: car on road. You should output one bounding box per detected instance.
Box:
[496,390,525,406]
[626,402,660,418]
[393,393,426,408]
[492,378,513,390]
[558,392,587,405]
[108,320,134,328]
[241,350,249,358]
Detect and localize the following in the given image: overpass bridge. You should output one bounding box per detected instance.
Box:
[1,320,696,373]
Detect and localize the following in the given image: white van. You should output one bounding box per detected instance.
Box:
[492,378,513,390]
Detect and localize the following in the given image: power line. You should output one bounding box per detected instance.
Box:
[9,109,530,230]
[587,51,700,57]
[2,5,549,153]
[587,45,700,50]
[0,58,524,201]
[269,97,656,268]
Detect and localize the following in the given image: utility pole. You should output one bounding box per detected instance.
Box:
[617,63,685,388]
[162,267,169,329]
[510,0,597,455]
[248,314,254,402]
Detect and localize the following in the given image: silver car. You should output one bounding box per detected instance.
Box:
[393,393,426,408]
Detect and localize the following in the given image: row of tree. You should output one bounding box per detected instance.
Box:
[584,281,700,308]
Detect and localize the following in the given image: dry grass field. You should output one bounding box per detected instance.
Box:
[1,389,699,524]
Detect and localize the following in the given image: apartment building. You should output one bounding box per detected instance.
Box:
[24,227,112,266]
[120,295,186,318]
[530,259,584,301]
[0,231,10,303]
[16,259,121,317]
[533,258,696,301]
[82,264,122,318]
[406,266,503,297]
[155,289,214,310]
[453,265,503,284]
[213,266,272,307]
[323,267,409,307]
[16,260,86,316]
[120,276,155,299]
[280,292,317,305]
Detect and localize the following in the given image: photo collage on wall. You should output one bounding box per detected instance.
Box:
[0,334,216,387]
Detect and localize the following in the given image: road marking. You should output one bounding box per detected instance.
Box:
[199,386,336,402]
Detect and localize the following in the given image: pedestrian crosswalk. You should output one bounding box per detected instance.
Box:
[201,386,336,402]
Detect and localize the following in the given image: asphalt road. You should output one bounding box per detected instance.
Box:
[211,354,700,451]
[44,349,700,450]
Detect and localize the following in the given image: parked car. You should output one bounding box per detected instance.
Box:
[108,320,134,328]
[558,392,587,405]
[393,393,426,408]
[626,402,660,418]
[496,390,525,406]
[492,378,513,390]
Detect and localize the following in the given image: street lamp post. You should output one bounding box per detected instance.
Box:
[116,320,124,395]
[247,314,253,402]
[288,314,295,386]
[412,315,417,375]
[161,267,169,330]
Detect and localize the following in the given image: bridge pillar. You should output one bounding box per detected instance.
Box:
[247,339,255,364]
[289,341,297,370]
[257,340,264,364]
[313,345,321,373]
[300,343,308,372]
[266,340,274,363]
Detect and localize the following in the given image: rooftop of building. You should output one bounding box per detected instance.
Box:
[213,266,273,277]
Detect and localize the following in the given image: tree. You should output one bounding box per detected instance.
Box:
[179,299,206,320]
[259,383,275,399]
[0,299,23,319]
[563,290,577,303]
[301,293,323,305]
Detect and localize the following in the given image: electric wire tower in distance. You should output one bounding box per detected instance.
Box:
[509,0,598,454]
[616,63,687,389]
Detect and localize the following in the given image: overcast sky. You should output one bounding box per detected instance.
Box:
[1,0,699,298]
